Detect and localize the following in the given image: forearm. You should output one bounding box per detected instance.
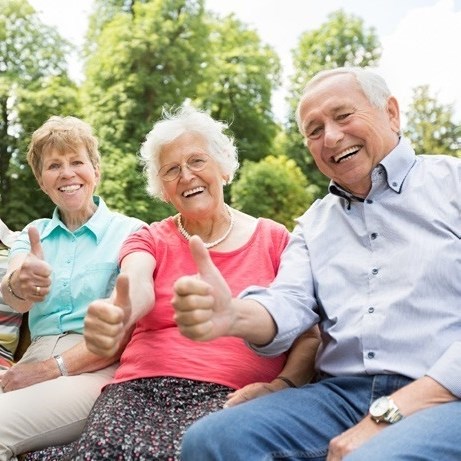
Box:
[229,298,277,345]
[391,375,457,417]
[275,326,320,387]
[1,264,34,313]
[52,341,117,376]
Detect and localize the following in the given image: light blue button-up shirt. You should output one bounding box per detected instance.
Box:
[243,138,461,397]
[9,196,145,339]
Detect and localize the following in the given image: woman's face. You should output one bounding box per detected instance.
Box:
[38,146,100,216]
[159,132,227,218]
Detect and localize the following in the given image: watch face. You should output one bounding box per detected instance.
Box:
[370,397,390,417]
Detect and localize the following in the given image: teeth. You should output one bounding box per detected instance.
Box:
[334,146,361,163]
[59,185,81,192]
[183,186,205,197]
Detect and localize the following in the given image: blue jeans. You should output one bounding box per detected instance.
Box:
[181,374,461,460]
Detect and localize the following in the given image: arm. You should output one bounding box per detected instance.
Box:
[225,326,320,407]
[0,340,117,392]
[172,235,277,345]
[84,251,156,357]
[0,227,52,313]
[327,376,457,461]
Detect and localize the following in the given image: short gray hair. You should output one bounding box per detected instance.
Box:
[140,105,239,200]
[295,67,392,135]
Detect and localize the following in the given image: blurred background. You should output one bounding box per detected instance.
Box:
[2,0,460,231]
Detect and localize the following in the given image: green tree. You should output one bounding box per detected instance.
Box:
[404,85,461,157]
[196,13,281,163]
[283,10,381,197]
[82,0,208,222]
[231,155,316,230]
[0,0,77,227]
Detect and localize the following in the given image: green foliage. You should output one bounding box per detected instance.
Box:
[0,0,77,226]
[282,10,381,199]
[404,85,461,157]
[231,155,315,230]
[82,0,208,222]
[196,13,281,162]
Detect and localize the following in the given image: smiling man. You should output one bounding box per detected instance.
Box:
[172,67,461,461]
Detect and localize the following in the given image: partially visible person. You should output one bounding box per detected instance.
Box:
[0,116,145,460]
[0,222,20,370]
[172,67,461,461]
[25,105,320,460]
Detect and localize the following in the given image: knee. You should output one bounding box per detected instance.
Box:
[181,416,218,460]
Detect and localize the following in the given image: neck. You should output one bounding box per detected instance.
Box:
[177,204,234,249]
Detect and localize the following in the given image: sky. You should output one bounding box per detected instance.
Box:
[28,0,461,125]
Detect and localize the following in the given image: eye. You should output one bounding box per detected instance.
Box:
[188,157,207,168]
[337,112,352,121]
[47,163,60,170]
[307,126,323,140]
[72,160,84,166]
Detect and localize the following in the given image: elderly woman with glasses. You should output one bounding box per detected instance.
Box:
[25,105,320,461]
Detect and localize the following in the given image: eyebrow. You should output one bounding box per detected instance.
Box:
[303,103,354,134]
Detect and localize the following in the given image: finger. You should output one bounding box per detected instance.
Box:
[189,235,222,282]
[173,276,211,297]
[28,226,44,260]
[112,274,131,325]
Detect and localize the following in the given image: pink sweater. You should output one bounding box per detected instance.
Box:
[114,217,289,389]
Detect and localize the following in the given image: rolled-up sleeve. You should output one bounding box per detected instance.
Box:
[240,225,319,356]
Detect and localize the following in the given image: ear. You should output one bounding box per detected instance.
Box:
[386,96,401,134]
[94,166,101,185]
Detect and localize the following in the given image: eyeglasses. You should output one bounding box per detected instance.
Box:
[158,154,209,182]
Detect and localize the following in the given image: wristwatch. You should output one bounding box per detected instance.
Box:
[369,396,403,424]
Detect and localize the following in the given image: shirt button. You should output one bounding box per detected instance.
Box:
[372,268,379,275]
[366,199,373,204]
[368,307,375,313]
[371,232,378,240]
[368,352,375,359]
[392,182,398,187]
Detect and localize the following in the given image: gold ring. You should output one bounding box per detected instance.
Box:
[35,286,41,295]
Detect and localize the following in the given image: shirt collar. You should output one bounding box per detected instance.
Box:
[329,137,417,203]
[40,196,108,243]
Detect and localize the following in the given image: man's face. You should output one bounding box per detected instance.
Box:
[298,73,400,197]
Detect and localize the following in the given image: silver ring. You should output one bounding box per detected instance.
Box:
[35,286,41,295]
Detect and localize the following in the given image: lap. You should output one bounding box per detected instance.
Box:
[0,335,116,458]
[181,374,413,461]
[345,401,461,461]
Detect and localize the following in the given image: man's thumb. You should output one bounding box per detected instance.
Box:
[113,274,131,324]
[28,226,44,259]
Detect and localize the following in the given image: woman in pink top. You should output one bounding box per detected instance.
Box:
[25,106,319,460]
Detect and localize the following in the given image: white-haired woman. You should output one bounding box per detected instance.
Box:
[26,106,320,460]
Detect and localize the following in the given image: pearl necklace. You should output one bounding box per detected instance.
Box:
[177,204,235,249]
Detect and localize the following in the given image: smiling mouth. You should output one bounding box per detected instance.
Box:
[183,186,205,197]
[333,145,362,164]
[59,185,82,193]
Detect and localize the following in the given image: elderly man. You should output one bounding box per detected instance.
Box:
[172,67,461,460]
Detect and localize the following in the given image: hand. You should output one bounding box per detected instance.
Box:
[172,235,234,341]
[0,360,53,392]
[15,227,52,301]
[224,378,290,408]
[84,274,132,357]
[327,417,385,460]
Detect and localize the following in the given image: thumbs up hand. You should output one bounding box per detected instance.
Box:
[84,274,133,357]
[15,226,52,302]
[172,235,234,341]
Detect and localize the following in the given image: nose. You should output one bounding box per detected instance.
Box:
[59,163,76,178]
[178,164,195,180]
[323,122,343,148]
